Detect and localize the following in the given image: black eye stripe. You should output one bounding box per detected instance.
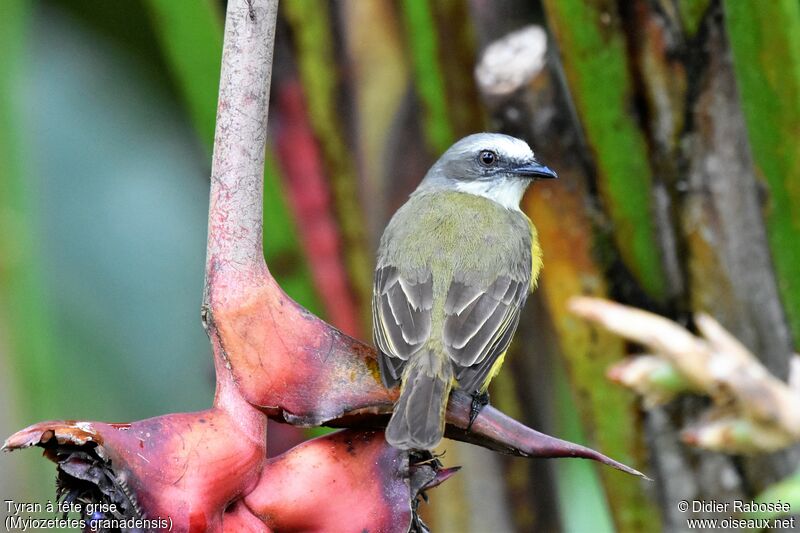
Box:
[479,150,497,166]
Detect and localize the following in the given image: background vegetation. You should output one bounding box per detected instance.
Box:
[1,1,798,531]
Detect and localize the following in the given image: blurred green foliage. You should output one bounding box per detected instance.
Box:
[0,0,57,421]
[144,0,321,314]
[1,1,217,518]
[401,0,456,153]
[0,0,57,506]
[283,0,372,325]
[146,0,223,144]
[2,2,799,532]
[751,467,800,520]
[543,0,669,301]
[725,0,800,346]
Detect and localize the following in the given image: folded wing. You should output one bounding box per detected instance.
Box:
[443,274,528,393]
[372,265,433,387]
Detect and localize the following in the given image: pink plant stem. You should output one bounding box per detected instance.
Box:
[204,0,278,438]
[204,0,277,306]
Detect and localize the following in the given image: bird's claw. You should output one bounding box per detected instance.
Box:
[467,392,490,430]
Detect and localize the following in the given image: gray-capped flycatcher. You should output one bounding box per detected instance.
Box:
[373,133,557,450]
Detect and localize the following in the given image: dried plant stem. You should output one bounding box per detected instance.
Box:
[570,296,800,453]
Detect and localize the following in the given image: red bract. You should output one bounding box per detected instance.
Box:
[3,1,646,532]
[245,430,445,532]
[4,410,265,531]
[206,270,395,424]
[5,419,439,532]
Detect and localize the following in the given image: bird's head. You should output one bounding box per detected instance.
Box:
[420,133,557,210]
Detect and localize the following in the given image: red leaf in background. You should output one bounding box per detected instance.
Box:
[273,77,363,339]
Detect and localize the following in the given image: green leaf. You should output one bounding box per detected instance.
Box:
[725,0,800,346]
[543,0,669,300]
[145,0,223,145]
[145,0,321,314]
[283,0,373,324]
[400,0,456,153]
[0,0,57,418]
[749,468,800,520]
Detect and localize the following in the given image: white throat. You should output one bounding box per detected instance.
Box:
[453,178,528,210]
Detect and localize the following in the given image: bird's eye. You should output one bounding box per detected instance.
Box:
[479,150,497,167]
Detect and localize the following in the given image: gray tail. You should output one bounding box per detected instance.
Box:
[385,363,451,450]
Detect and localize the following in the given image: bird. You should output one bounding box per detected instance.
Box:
[372,133,557,450]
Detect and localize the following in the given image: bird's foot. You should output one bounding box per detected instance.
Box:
[467,392,490,430]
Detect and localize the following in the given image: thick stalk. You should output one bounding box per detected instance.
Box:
[204,0,277,307]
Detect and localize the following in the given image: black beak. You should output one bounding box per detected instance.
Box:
[512,161,558,180]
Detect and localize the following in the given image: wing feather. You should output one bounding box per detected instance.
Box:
[373,266,433,387]
[455,312,520,393]
[444,288,505,350]
[444,281,484,315]
[444,274,528,390]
